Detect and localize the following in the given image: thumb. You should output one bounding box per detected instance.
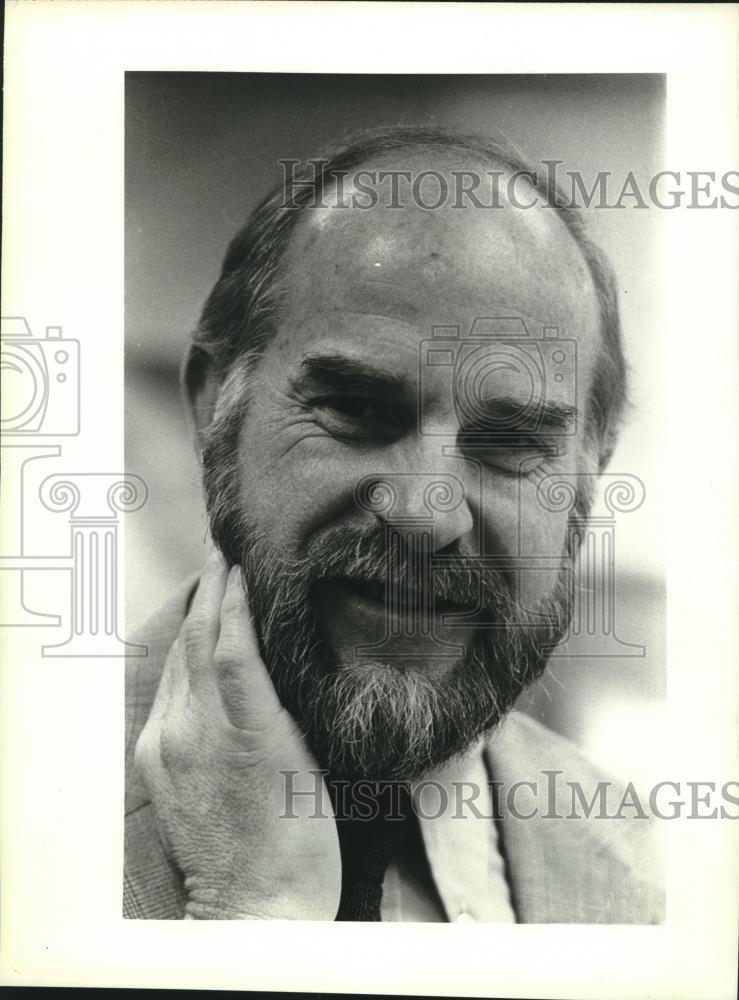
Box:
[213,565,287,731]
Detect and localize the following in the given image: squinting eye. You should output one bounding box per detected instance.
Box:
[464,434,556,474]
[496,435,539,450]
[312,395,403,443]
[320,397,383,422]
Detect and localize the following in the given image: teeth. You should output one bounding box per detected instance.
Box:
[344,578,384,602]
[342,578,467,611]
[336,576,472,614]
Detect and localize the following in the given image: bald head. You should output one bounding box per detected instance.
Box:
[191,126,625,471]
[288,148,599,355]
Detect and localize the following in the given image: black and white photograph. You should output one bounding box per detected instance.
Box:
[1,3,737,996]
[125,72,668,925]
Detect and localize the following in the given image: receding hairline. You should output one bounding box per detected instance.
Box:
[194,124,627,470]
[268,142,601,392]
[305,139,582,224]
[283,139,598,316]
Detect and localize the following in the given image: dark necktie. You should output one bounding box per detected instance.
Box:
[331,782,413,921]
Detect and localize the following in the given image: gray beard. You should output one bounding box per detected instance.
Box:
[202,385,577,782]
[238,523,573,781]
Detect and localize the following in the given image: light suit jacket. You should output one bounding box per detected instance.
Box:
[124,577,664,923]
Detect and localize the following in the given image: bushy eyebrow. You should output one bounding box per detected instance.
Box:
[293,354,578,434]
[293,353,409,397]
[468,396,579,433]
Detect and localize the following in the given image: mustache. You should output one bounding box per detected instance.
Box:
[298,523,519,618]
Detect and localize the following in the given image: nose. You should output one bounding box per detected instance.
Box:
[355,468,474,552]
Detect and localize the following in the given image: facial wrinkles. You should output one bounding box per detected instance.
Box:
[267,214,602,545]
[202,378,579,781]
[198,158,602,778]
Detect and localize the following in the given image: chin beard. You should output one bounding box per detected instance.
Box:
[201,389,576,782]
[211,510,574,783]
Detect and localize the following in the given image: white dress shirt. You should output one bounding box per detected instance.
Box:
[381,743,516,922]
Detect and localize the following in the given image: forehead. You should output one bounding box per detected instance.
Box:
[268,153,601,392]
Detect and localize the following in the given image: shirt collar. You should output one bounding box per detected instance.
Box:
[411,740,516,923]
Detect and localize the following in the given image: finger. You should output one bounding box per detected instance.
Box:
[136,633,180,771]
[183,545,230,693]
[161,632,201,721]
[151,634,180,728]
[214,565,284,730]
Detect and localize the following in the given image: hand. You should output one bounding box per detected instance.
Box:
[134,548,342,920]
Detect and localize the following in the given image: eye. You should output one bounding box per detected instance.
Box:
[319,397,384,422]
[460,432,558,474]
[312,396,402,441]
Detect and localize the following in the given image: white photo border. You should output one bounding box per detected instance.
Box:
[1,3,737,997]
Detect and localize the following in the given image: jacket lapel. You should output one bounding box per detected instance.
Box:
[484,711,663,923]
[125,578,662,923]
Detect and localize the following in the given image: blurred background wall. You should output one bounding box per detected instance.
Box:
[125,73,665,783]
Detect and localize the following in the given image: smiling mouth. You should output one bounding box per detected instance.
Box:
[336,576,475,617]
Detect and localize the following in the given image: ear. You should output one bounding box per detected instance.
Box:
[182,345,221,451]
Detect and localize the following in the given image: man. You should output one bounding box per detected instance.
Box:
[125,125,662,922]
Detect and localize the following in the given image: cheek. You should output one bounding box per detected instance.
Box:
[491,479,570,608]
[236,425,375,553]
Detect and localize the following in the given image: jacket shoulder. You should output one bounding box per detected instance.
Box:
[485,710,664,924]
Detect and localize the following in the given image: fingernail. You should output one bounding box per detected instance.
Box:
[204,544,227,576]
[229,565,247,597]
